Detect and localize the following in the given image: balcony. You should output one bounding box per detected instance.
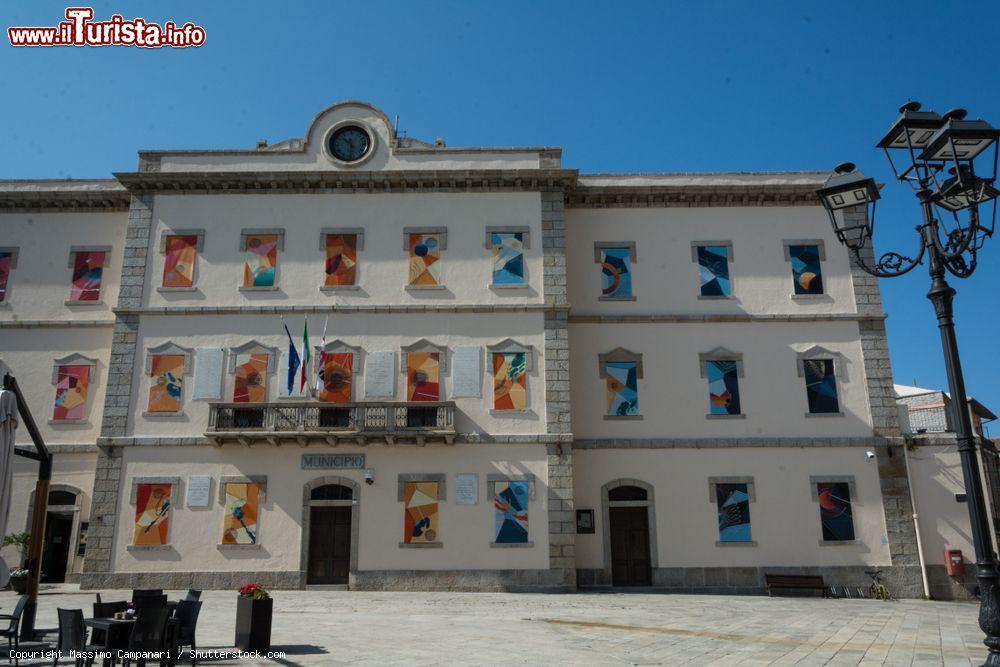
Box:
[206,401,457,446]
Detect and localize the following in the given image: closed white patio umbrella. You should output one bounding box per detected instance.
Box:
[0,387,18,588]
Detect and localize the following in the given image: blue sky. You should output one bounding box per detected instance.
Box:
[2,1,998,429]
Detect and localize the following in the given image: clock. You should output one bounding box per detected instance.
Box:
[328,125,371,163]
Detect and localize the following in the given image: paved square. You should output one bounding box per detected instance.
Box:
[1,587,987,665]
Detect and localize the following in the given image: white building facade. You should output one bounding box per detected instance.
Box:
[0,101,924,595]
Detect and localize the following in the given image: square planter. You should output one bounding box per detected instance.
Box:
[235,596,272,653]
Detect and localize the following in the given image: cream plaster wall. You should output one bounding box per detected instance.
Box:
[129,313,547,437]
[570,321,873,439]
[145,193,543,308]
[565,206,856,316]
[573,447,891,569]
[111,443,548,573]
[0,211,126,321]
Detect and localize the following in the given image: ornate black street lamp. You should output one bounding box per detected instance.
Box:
[818,101,999,664]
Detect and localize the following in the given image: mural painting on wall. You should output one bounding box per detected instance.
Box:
[817,481,855,541]
[491,232,524,285]
[147,354,185,413]
[606,361,639,417]
[318,352,353,403]
[69,250,105,301]
[222,482,260,545]
[133,483,172,546]
[162,235,197,288]
[325,234,357,286]
[493,480,529,544]
[406,352,440,402]
[0,251,11,301]
[408,233,441,286]
[804,359,839,413]
[698,245,731,297]
[233,353,269,403]
[716,482,751,542]
[600,247,632,298]
[707,360,741,415]
[243,234,279,288]
[52,365,90,421]
[789,244,824,295]
[492,352,527,410]
[403,481,439,544]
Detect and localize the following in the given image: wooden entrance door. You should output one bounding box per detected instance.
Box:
[307,506,352,584]
[41,513,74,583]
[609,506,651,586]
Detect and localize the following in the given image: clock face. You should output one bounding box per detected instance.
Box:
[329,126,371,162]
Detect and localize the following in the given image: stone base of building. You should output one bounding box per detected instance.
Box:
[80,570,303,591]
[926,564,978,601]
[578,565,927,598]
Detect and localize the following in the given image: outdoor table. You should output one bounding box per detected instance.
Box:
[85,616,180,667]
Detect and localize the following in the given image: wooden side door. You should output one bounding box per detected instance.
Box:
[609,506,652,586]
[308,506,352,585]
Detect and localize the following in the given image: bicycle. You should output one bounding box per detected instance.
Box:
[866,568,892,601]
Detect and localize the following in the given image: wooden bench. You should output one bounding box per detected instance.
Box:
[764,574,829,597]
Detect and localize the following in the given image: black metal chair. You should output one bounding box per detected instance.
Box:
[53,608,104,667]
[181,590,201,603]
[129,591,163,604]
[130,595,167,610]
[0,595,28,665]
[172,601,201,667]
[91,601,128,648]
[122,607,169,667]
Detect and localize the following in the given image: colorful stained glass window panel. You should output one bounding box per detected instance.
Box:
[0,252,11,302]
[403,481,439,544]
[408,233,441,286]
[318,352,353,403]
[162,235,197,288]
[133,483,171,546]
[222,482,260,545]
[491,232,525,285]
[493,481,529,544]
[325,234,357,286]
[716,482,751,542]
[804,359,839,414]
[147,354,184,413]
[600,247,632,298]
[606,361,638,416]
[52,365,90,420]
[789,244,823,295]
[406,351,440,402]
[243,234,278,288]
[817,481,854,541]
[492,352,527,410]
[69,251,105,301]
[698,245,731,297]
[707,360,741,415]
[233,353,269,403]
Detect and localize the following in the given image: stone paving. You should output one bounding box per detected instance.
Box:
[0,586,988,665]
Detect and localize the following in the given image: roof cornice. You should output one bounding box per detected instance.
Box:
[565,182,822,208]
[0,180,131,212]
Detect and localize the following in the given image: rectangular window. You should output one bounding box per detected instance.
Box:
[406,351,440,402]
[817,481,855,541]
[789,244,824,295]
[233,353,270,403]
[605,361,639,417]
[162,235,198,288]
[408,233,442,286]
[324,234,358,286]
[492,352,527,410]
[0,251,13,302]
[69,250,105,301]
[697,245,731,297]
[317,352,353,403]
[221,482,260,545]
[52,365,90,420]
[493,480,529,544]
[707,360,741,415]
[133,482,172,546]
[804,359,840,414]
[599,246,633,298]
[403,481,439,544]
[147,354,185,413]
[716,482,751,542]
[491,232,525,285]
[242,233,279,288]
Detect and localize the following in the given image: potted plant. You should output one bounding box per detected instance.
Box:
[2,533,30,593]
[234,582,272,653]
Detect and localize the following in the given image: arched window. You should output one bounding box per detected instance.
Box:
[608,485,647,502]
[310,484,353,501]
[49,490,77,505]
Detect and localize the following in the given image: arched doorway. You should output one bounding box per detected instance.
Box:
[602,480,657,587]
[301,477,359,586]
[26,486,84,583]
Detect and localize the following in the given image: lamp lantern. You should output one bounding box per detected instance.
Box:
[816,162,879,250]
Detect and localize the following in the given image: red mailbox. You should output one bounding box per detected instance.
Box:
[945,548,966,577]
